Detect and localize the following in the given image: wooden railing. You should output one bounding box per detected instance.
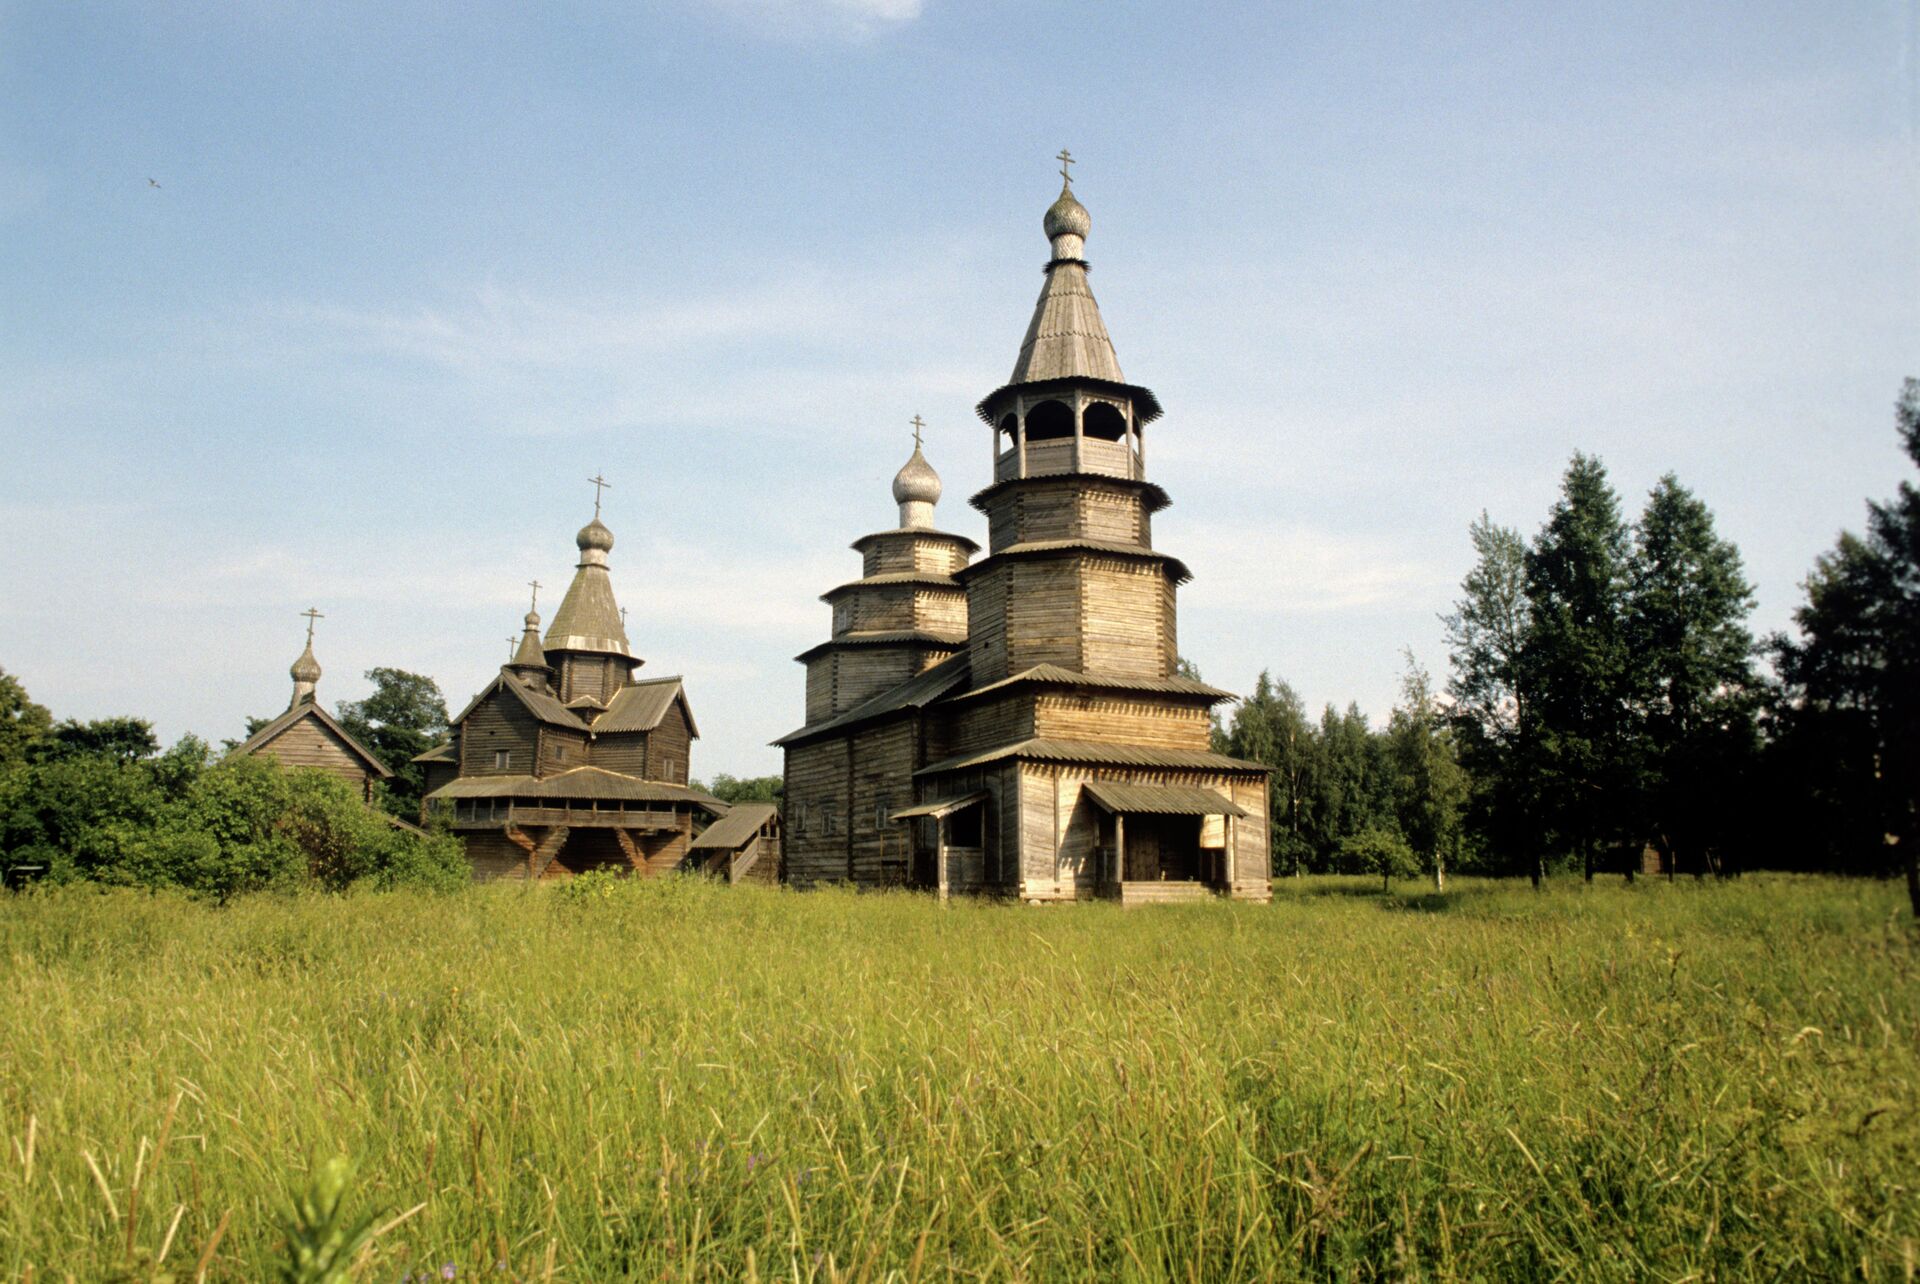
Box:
[442,800,680,830]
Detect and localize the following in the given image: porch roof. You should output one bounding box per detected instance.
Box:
[1082,782,1248,818]
[890,790,989,821]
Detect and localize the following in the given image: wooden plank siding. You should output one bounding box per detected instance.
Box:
[254,716,373,788]
[649,702,692,785]
[1030,694,1212,750]
[782,741,850,888]
[460,692,541,776]
[590,731,650,777]
[1080,560,1173,678]
[538,726,589,775]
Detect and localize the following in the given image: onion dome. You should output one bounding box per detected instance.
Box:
[893,443,942,529]
[1044,184,1091,246]
[577,517,615,555]
[892,447,942,507]
[290,643,322,685]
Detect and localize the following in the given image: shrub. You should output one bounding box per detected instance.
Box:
[1334,827,1418,889]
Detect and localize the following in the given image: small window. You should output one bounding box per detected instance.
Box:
[493,749,510,770]
[874,797,890,830]
[823,807,836,836]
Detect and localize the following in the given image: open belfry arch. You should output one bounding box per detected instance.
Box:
[779,159,1272,903]
[417,481,730,880]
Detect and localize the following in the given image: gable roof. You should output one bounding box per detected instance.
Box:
[688,802,779,851]
[412,741,456,764]
[596,677,699,738]
[231,700,394,779]
[774,651,972,747]
[450,672,592,733]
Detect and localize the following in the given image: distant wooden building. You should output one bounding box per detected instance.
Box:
[778,167,1272,904]
[420,496,726,880]
[686,802,783,885]
[232,612,393,803]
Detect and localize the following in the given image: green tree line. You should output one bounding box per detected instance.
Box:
[1219,380,1920,913]
[0,670,466,897]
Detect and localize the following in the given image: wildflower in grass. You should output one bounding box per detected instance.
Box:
[441,1265,456,1279]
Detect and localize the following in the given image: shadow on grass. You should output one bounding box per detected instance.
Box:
[1269,876,1510,915]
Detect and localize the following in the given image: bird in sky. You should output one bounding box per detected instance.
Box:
[147,178,161,189]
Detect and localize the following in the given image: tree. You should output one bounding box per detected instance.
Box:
[699,774,783,804]
[1334,827,1417,891]
[1626,476,1759,877]
[1522,454,1633,882]
[1225,671,1316,877]
[334,668,449,819]
[1776,380,1920,915]
[0,667,51,768]
[1389,652,1467,891]
[36,716,160,764]
[1175,657,1230,753]
[1442,515,1541,882]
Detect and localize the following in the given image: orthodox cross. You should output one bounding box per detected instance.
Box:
[506,636,518,660]
[1056,148,1074,186]
[587,473,612,518]
[300,607,324,644]
[619,607,629,629]
[910,414,926,449]
[527,579,542,612]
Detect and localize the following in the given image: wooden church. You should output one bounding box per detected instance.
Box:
[419,488,727,880]
[231,610,394,803]
[778,164,1272,903]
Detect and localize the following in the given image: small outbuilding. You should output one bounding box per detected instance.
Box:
[686,802,783,885]
[231,611,393,804]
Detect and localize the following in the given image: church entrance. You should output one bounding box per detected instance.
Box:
[1083,781,1245,899]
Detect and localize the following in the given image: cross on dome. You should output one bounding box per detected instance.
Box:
[587,473,612,518]
[300,606,324,643]
[1056,148,1074,186]
[911,414,926,449]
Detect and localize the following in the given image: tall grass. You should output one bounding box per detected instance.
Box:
[1,876,1915,1280]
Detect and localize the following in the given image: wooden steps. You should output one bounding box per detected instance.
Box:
[1117,880,1216,907]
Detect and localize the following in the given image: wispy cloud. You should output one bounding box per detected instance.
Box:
[1177,523,1452,615]
[693,0,925,40]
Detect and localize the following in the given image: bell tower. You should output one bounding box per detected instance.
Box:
[962,157,1186,686]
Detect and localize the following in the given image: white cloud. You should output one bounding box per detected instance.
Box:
[693,0,924,40]
[1176,523,1452,616]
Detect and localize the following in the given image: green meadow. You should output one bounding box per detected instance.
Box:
[1,876,1915,1282]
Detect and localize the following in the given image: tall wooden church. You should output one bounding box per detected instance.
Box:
[419,494,727,879]
[778,167,1272,903]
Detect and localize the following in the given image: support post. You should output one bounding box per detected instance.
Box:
[1015,398,1028,478]
[1114,813,1127,893]
[1072,390,1085,472]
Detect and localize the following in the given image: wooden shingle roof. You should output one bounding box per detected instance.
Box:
[450,673,591,733]
[913,737,1269,778]
[951,664,1234,705]
[1082,781,1248,818]
[688,802,779,851]
[775,651,971,747]
[424,766,724,809]
[596,677,699,738]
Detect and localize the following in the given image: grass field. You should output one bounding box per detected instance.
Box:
[1,875,1916,1281]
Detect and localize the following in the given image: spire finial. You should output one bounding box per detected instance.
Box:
[910,414,926,450]
[528,579,542,613]
[301,606,324,644]
[1056,148,1074,187]
[289,607,325,707]
[620,606,629,629]
[507,635,518,660]
[587,473,612,518]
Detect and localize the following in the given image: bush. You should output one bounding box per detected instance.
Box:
[1334,827,1418,888]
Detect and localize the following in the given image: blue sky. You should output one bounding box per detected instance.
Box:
[1,1,1914,778]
